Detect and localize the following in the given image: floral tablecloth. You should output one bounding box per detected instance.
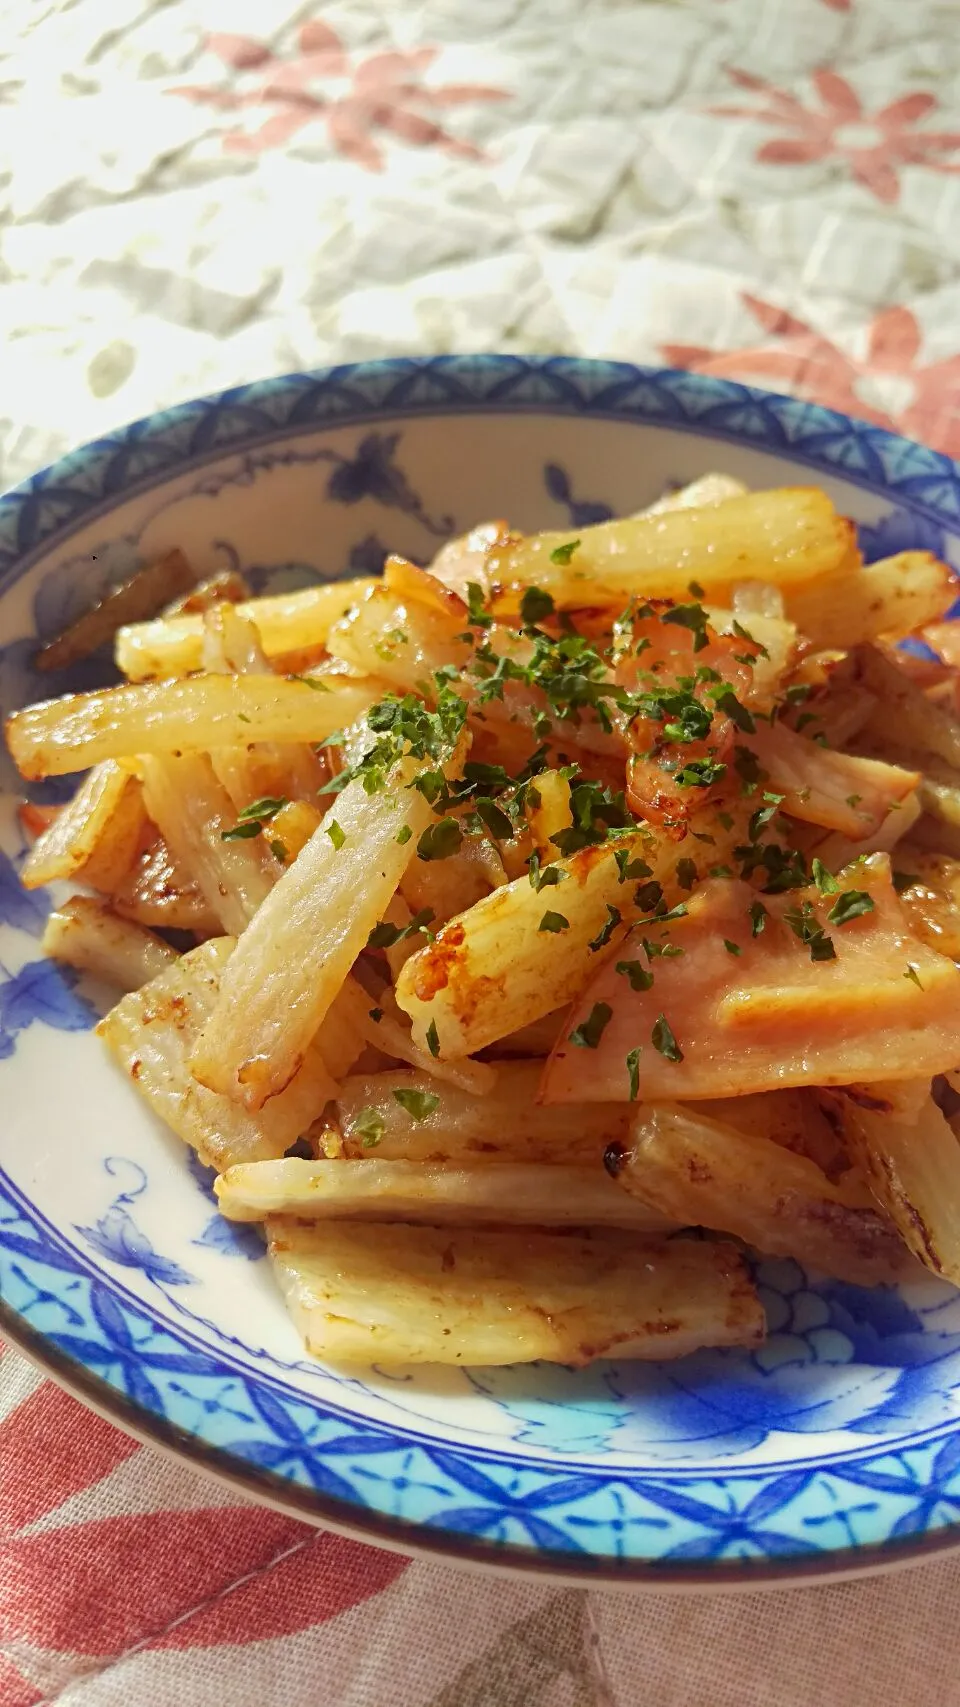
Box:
[4,0,960,1701]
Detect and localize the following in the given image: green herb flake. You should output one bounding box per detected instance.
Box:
[714,687,756,734]
[569,1002,613,1050]
[617,959,654,992]
[651,1013,683,1061]
[528,851,566,892]
[688,579,705,599]
[368,1007,383,1024]
[237,712,251,724]
[396,824,412,845]
[425,1019,441,1058]
[367,907,436,950]
[662,602,710,654]
[221,794,288,842]
[268,838,287,863]
[614,846,653,882]
[417,816,463,862]
[784,899,836,961]
[520,586,556,626]
[355,1108,385,1149]
[465,582,492,629]
[549,538,581,567]
[393,1088,441,1123]
[827,889,876,927]
[287,673,332,692]
[326,820,346,851]
[626,1046,642,1101]
[845,793,863,809]
[539,910,570,933]
[904,963,923,989]
[811,858,840,895]
[589,904,622,952]
[723,938,742,956]
[749,900,768,937]
[676,857,698,891]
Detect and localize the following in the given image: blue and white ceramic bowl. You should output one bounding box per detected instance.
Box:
[3,356,960,1590]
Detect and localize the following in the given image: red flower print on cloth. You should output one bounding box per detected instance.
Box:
[172,20,507,169]
[0,1376,408,1683]
[710,68,960,203]
[663,295,960,459]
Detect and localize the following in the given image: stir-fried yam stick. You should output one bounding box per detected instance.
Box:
[335,1062,630,1163]
[191,748,458,1110]
[36,549,197,674]
[750,722,919,838]
[201,604,325,806]
[786,553,957,649]
[638,473,749,516]
[20,761,146,891]
[395,809,748,1060]
[616,1102,907,1286]
[140,752,274,936]
[266,1219,765,1366]
[98,940,337,1170]
[855,642,960,772]
[485,488,855,613]
[5,673,379,779]
[111,835,221,935]
[43,896,178,992]
[216,1156,671,1232]
[817,1089,960,1285]
[115,578,376,681]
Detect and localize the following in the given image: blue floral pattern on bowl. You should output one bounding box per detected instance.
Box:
[4,356,960,1586]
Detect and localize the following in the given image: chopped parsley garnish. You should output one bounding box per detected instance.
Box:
[731,618,767,658]
[396,824,412,845]
[845,793,863,809]
[811,858,840,895]
[784,899,836,961]
[827,889,875,927]
[617,959,654,991]
[662,601,710,653]
[354,1108,385,1148]
[549,538,581,566]
[221,796,288,840]
[425,1019,441,1058]
[614,846,653,882]
[626,1046,642,1101]
[589,905,622,952]
[714,687,756,734]
[326,819,346,850]
[269,838,287,863]
[539,910,570,933]
[470,797,514,840]
[569,1002,613,1049]
[528,851,566,891]
[634,879,664,913]
[651,1013,683,1061]
[417,816,463,862]
[368,1007,383,1023]
[688,579,705,599]
[367,908,435,949]
[465,582,492,628]
[520,585,555,625]
[749,900,768,937]
[723,939,741,955]
[904,963,923,989]
[673,756,727,788]
[642,936,683,960]
[393,1088,441,1122]
[287,673,332,692]
[676,857,698,891]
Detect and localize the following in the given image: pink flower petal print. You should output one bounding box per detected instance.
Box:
[812,68,861,120]
[172,21,506,167]
[0,1381,139,1537]
[757,136,830,164]
[879,91,938,128]
[207,33,274,71]
[867,304,922,368]
[712,66,960,203]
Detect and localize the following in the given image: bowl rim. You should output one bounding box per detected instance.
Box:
[3,352,960,1590]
